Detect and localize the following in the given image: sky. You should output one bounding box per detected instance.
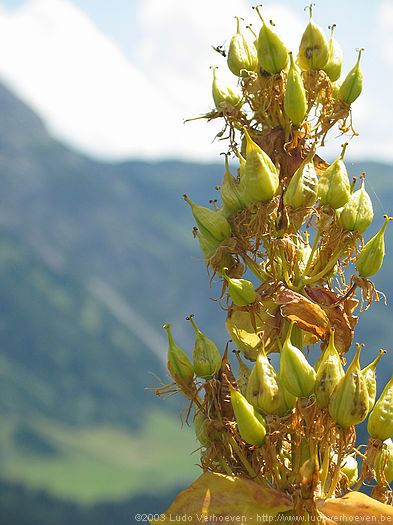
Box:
[0,0,392,163]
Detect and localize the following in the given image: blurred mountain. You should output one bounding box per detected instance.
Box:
[0,82,393,523]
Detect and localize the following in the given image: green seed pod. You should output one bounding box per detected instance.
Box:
[240,128,279,206]
[235,352,251,397]
[341,455,358,487]
[222,267,257,307]
[193,228,220,261]
[362,349,386,411]
[211,66,242,109]
[184,194,232,243]
[220,154,245,217]
[194,410,210,447]
[189,316,222,379]
[339,178,374,234]
[284,52,308,126]
[315,328,344,409]
[227,16,258,77]
[356,216,392,278]
[338,48,363,105]
[298,5,329,71]
[323,24,343,82]
[164,323,194,388]
[254,6,289,75]
[318,143,351,209]
[329,344,370,429]
[284,149,318,209]
[246,349,284,415]
[375,439,393,485]
[230,386,266,446]
[280,323,316,398]
[368,374,393,441]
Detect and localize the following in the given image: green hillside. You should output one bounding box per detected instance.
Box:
[0,82,393,523]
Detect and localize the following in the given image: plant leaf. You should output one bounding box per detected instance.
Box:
[319,491,393,523]
[151,472,293,524]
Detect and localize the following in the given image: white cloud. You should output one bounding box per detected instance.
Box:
[0,0,175,159]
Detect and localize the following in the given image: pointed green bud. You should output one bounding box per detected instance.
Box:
[356,216,392,278]
[280,323,316,398]
[220,154,245,217]
[298,5,329,70]
[164,323,194,388]
[222,267,257,307]
[329,344,370,428]
[362,349,386,411]
[284,52,308,126]
[368,374,393,441]
[184,194,232,243]
[318,143,351,209]
[338,48,363,104]
[340,455,358,487]
[254,6,289,75]
[235,352,251,397]
[375,439,393,485]
[315,328,344,409]
[246,349,284,415]
[339,178,374,234]
[284,149,318,209]
[230,386,266,446]
[211,66,242,109]
[189,316,222,379]
[323,25,343,82]
[193,228,220,261]
[227,16,258,77]
[240,128,279,206]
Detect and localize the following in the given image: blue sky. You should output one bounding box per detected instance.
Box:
[0,0,392,162]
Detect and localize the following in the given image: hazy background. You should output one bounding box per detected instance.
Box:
[0,1,392,524]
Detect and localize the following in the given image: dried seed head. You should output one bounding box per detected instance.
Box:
[368,374,393,441]
[298,4,329,71]
[323,24,343,82]
[318,143,351,209]
[338,48,364,105]
[164,323,194,388]
[280,322,316,398]
[356,216,392,278]
[189,315,222,379]
[240,127,279,206]
[284,52,308,126]
[230,385,266,446]
[338,177,374,234]
[329,343,370,428]
[254,6,289,74]
[227,16,258,77]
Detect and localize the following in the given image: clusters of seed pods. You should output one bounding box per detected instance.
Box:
[159,4,393,520]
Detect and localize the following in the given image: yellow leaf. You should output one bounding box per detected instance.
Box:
[319,491,393,523]
[151,472,293,524]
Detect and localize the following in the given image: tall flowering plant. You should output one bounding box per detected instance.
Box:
[155,5,393,523]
